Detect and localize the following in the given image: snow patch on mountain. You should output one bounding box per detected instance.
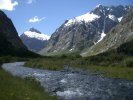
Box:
[65,13,100,26]
[24,31,50,41]
[118,17,123,22]
[96,31,106,44]
[108,14,118,22]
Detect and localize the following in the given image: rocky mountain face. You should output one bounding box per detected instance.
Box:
[82,6,133,56]
[0,10,38,57]
[40,5,130,55]
[20,28,50,52]
[0,10,27,49]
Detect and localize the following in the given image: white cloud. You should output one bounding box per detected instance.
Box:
[0,0,18,11]
[29,16,46,23]
[27,0,33,4]
[27,0,36,4]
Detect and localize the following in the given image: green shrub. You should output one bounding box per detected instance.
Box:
[117,39,133,56]
[124,58,133,67]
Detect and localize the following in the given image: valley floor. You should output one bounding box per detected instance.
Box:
[2,62,133,100]
[26,57,133,81]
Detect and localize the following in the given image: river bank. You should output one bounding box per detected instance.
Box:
[2,62,133,100]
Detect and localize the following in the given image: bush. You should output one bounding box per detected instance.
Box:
[124,58,133,67]
[117,39,133,56]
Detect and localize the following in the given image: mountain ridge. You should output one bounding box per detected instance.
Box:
[0,10,39,57]
[40,5,130,56]
[82,6,133,56]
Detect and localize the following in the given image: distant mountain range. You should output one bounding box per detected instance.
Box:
[1,4,132,58]
[40,5,131,56]
[20,28,50,52]
[0,10,39,57]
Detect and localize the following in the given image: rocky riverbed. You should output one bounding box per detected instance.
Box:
[2,62,133,100]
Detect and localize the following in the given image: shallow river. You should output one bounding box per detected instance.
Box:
[2,62,133,100]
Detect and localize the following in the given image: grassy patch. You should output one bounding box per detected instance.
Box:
[25,53,81,70]
[25,57,71,70]
[73,65,133,80]
[69,50,133,80]
[25,52,133,81]
[92,66,133,80]
[0,66,58,100]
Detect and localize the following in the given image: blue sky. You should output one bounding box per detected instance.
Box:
[1,0,133,36]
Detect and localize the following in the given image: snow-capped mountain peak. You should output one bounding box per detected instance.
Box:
[96,4,103,8]
[29,27,41,34]
[65,13,100,26]
[20,28,49,52]
[64,5,129,27]
[23,28,50,41]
